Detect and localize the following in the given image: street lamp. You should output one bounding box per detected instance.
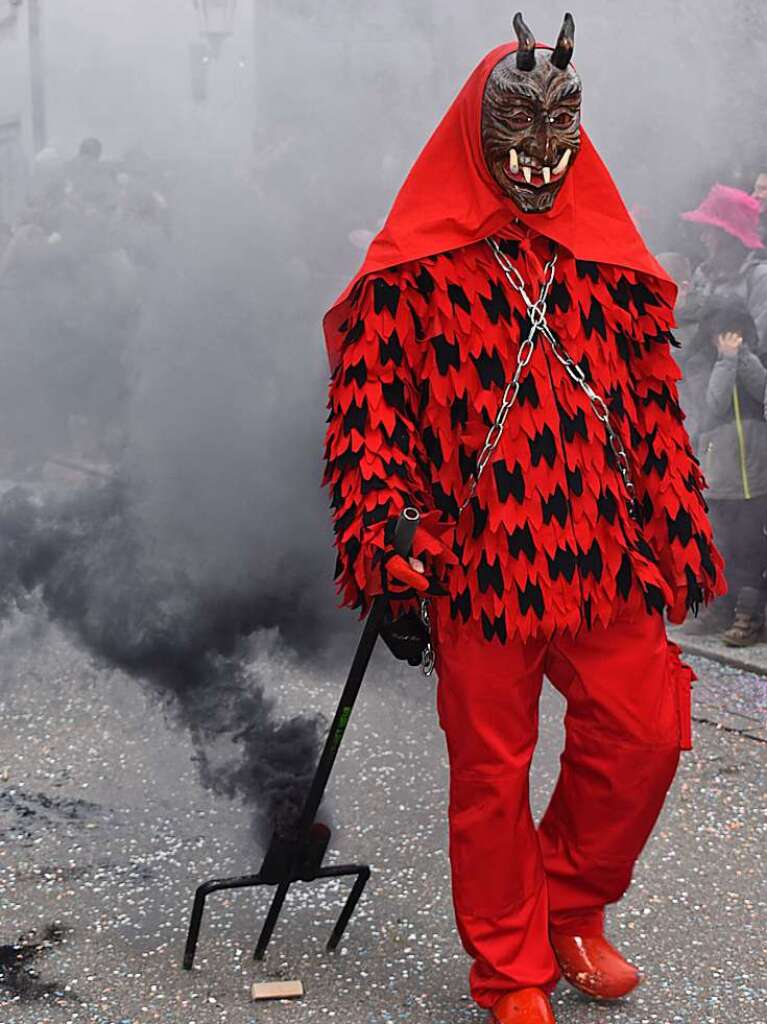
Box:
[2,0,46,151]
[194,0,237,59]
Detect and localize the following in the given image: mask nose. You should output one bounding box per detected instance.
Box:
[541,125,558,167]
[527,122,556,169]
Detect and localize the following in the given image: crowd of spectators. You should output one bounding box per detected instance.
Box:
[0,137,171,476]
[661,173,767,646]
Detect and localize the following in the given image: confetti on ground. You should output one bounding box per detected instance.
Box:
[0,618,765,1023]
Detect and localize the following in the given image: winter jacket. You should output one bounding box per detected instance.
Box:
[691,251,767,357]
[324,222,725,644]
[682,299,767,500]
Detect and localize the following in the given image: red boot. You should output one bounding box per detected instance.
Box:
[550,933,640,1000]
[490,988,556,1023]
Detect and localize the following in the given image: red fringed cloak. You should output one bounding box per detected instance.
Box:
[323,43,726,643]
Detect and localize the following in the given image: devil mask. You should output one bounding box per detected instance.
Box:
[482,12,582,214]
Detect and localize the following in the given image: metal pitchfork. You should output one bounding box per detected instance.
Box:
[182,507,421,969]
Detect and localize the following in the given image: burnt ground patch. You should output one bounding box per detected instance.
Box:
[0,923,74,1003]
[0,787,109,844]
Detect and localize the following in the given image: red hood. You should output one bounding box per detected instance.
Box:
[324,42,675,371]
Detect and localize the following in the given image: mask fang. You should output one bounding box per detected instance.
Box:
[550,12,575,70]
[512,12,536,71]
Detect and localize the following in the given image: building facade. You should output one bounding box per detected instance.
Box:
[0,1,30,223]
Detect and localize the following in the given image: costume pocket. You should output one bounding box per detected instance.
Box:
[667,639,696,751]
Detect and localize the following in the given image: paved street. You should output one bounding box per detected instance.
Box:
[0,615,765,1024]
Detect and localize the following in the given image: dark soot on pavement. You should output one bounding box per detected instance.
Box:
[0,924,69,1002]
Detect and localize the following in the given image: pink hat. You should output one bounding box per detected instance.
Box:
[681,183,764,250]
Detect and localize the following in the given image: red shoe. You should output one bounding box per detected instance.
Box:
[489,988,556,1023]
[550,933,640,1000]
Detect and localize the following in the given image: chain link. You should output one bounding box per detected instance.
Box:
[419,598,435,676]
[542,329,638,510]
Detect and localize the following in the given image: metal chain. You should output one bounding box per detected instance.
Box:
[485,237,639,519]
[418,234,638,676]
[420,598,435,676]
[460,249,558,512]
[419,241,557,675]
[542,327,638,515]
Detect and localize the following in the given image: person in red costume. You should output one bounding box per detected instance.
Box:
[323,13,725,1024]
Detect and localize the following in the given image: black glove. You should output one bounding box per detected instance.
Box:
[379,608,430,667]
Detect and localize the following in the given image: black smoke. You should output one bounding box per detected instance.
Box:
[0,131,361,845]
[4,0,767,848]
[0,480,325,843]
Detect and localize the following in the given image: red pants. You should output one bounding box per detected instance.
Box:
[433,589,694,1008]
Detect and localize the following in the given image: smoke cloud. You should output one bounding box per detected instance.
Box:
[0,480,326,843]
[1,0,766,840]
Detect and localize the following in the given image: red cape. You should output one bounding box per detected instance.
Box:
[324,42,676,371]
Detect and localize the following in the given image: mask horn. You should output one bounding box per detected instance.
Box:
[550,13,575,69]
[513,12,536,71]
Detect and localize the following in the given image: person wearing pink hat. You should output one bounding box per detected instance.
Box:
[682,184,767,355]
[752,169,767,206]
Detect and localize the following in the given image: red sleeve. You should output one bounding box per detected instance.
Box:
[626,279,727,611]
[323,269,432,612]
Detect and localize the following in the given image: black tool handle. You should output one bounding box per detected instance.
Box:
[294,507,420,838]
[392,506,420,559]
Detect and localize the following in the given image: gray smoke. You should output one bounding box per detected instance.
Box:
[1,0,766,839]
[0,154,342,844]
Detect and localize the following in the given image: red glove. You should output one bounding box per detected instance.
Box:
[385,553,431,593]
[382,512,458,598]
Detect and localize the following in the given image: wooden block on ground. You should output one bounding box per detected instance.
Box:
[251,980,304,1002]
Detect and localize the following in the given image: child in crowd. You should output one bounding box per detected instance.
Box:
[681,299,767,645]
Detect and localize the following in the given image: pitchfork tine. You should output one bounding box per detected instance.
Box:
[253,880,291,961]
[327,866,371,951]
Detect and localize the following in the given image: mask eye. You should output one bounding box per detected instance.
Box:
[508,110,534,130]
[547,110,577,128]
